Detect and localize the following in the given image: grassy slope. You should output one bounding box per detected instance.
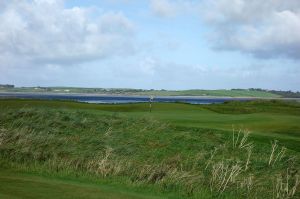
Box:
[0,99,299,198]
[2,99,298,149]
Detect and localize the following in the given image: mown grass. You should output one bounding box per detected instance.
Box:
[203,100,300,115]
[0,99,299,198]
[0,168,170,199]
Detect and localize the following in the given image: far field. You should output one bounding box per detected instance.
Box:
[0,99,299,198]
[0,87,288,97]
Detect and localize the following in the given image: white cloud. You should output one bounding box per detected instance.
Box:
[202,0,300,59]
[150,0,198,18]
[150,0,178,17]
[0,0,135,68]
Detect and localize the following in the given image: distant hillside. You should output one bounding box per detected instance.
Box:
[1,86,299,98]
[137,89,280,98]
[248,88,300,98]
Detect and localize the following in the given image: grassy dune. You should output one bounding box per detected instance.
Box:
[0,99,299,198]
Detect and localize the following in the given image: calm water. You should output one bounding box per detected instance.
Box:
[0,93,254,104]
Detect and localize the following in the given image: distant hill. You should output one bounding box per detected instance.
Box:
[248,88,300,98]
[1,86,300,98]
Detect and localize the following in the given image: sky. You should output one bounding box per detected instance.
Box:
[0,0,299,91]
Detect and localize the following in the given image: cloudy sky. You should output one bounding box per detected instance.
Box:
[0,0,299,90]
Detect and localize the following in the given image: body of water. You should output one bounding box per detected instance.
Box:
[0,92,256,104]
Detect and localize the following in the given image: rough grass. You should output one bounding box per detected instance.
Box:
[0,100,300,198]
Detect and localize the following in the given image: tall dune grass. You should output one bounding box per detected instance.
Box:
[0,107,299,198]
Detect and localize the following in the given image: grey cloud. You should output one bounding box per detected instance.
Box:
[0,0,136,67]
[2,53,299,91]
[202,0,300,60]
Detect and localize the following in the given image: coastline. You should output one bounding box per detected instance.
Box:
[0,91,299,101]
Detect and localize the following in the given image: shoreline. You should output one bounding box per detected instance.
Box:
[0,91,299,100]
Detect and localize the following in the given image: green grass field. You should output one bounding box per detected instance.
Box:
[0,169,170,199]
[0,99,299,198]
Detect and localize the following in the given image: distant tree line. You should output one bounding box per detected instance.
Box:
[0,84,14,88]
[248,88,300,98]
[268,90,300,98]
